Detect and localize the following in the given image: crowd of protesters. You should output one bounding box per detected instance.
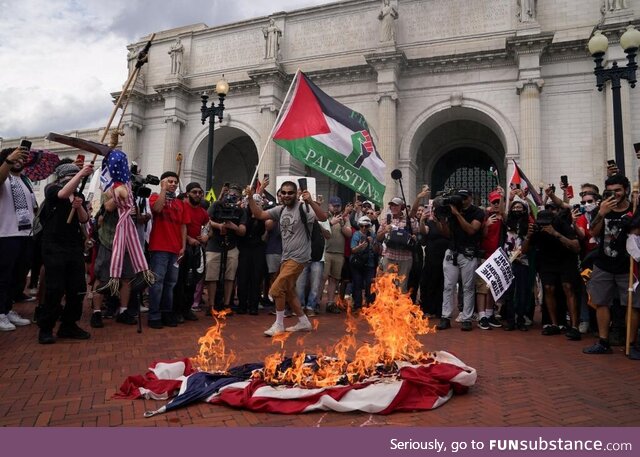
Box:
[1,144,639,360]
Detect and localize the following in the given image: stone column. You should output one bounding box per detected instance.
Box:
[366,50,406,205]
[249,66,287,183]
[162,116,184,173]
[516,79,544,186]
[122,121,142,161]
[377,93,399,201]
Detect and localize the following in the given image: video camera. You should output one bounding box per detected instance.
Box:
[130,163,159,199]
[533,211,555,232]
[434,189,464,220]
[211,188,243,222]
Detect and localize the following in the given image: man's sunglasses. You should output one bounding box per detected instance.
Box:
[280,191,296,196]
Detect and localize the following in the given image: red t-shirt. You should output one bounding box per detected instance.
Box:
[480,214,503,258]
[183,203,210,239]
[149,194,191,254]
[576,214,598,254]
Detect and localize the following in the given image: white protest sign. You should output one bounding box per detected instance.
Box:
[475,248,514,301]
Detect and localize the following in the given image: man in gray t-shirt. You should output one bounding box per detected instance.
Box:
[247,181,327,337]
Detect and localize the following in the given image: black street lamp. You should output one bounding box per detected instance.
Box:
[201,77,230,192]
[588,26,640,176]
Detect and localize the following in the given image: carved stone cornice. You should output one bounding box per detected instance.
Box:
[507,32,555,56]
[248,66,288,86]
[153,82,191,97]
[364,50,408,72]
[164,115,187,127]
[405,49,511,75]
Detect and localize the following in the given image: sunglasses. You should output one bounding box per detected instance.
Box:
[280,191,296,196]
[190,190,203,195]
[580,200,595,204]
[491,200,500,205]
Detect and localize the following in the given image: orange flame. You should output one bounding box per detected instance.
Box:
[190,309,236,372]
[193,270,434,386]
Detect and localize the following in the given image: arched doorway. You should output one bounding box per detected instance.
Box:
[415,117,506,207]
[189,126,258,193]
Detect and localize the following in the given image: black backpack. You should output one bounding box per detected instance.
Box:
[310,221,325,262]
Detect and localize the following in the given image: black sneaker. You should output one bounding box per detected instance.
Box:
[116,310,137,325]
[436,318,451,330]
[628,345,640,360]
[32,305,41,324]
[148,319,163,329]
[487,315,502,328]
[90,312,104,328]
[248,309,259,316]
[38,329,56,344]
[583,341,612,354]
[565,327,582,341]
[161,312,178,327]
[541,325,561,336]
[461,321,473,332]
[503,322,516,331]
[478,317,491,330]
[57,323,91,340]
[182,311,199,321]
[175,313,185,324]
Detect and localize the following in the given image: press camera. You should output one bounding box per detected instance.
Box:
[130,163,160,199]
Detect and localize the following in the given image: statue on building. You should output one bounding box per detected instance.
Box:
[262,19,281,60]
[605,0,628,11]
[127,47,138,74]
[378,0,399,43]
[517,0,537,22]
[168,38,184,75]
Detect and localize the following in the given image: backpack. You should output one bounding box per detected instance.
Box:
[310,221,325,262]
[31,200,53,237]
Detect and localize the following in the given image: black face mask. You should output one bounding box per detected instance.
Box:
[509,210,525,220]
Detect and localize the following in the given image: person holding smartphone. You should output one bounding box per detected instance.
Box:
[583,174,640,357]
[0,146,36,331]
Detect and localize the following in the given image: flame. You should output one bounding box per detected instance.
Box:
[190,309,236,373]
[193,270,435,387]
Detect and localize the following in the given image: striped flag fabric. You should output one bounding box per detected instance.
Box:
[116,351,477,416]
[273,71,386,207]
[508,159,543,207]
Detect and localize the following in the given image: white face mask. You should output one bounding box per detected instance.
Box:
[584,203,597,213]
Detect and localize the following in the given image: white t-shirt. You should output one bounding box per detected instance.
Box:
[0,174,36,237]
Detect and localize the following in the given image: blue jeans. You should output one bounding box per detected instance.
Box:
[351,265,375,309]
[149,251,179,321]
[296,261,324,310]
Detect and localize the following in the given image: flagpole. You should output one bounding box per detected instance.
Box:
[249,68,302,189]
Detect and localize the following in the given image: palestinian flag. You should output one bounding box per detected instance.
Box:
[508,159,543,207]
[273,71,386,206]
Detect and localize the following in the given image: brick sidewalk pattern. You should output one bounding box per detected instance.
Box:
[1,300,639,427]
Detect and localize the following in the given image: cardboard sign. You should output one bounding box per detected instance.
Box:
[475,248,514,301]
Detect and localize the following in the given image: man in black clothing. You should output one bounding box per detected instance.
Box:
[205,185,247,311]
[523,208,581,340]
[583,174,639,357]
[236,194,266,315]
[437,189,484,331]
[38,162,94,344]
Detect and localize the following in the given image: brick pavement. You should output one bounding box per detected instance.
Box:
[1,299,639,427]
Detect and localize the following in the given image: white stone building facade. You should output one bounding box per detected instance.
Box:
[4,0,640,205]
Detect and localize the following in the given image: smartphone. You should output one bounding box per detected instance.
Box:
[607,160,616,167]
[422,184,430,192]
[356,193,364,202]
[317,194,323,204]
[263,173,269,181]
[386,213,392,225]
[602,190,615,200]
[560,175,568,187]
[298,178,307,191]
[634,143,640,156]
[515,183,521,189]
[19,139,32,151]
[565,185,574,199]
[223,182,230,188]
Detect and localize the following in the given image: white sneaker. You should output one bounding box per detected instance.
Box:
[27,288,38,296]
[455,313,463,323]
[264,322,285,337]
[140,306,149,313]
[0,314,16,331]
[286,320,312,333]
[7,310,30,326]
[578,321,589,334]
[524,316,533,327]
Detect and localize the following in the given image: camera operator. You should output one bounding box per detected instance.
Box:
[129,163,155,247]
[583,174,639,356]
[436,189,484,331]
[206,184,247,313]
[523,204,581,340]
[377,197,418,293]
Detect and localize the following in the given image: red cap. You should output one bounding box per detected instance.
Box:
[488,190,502,203]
